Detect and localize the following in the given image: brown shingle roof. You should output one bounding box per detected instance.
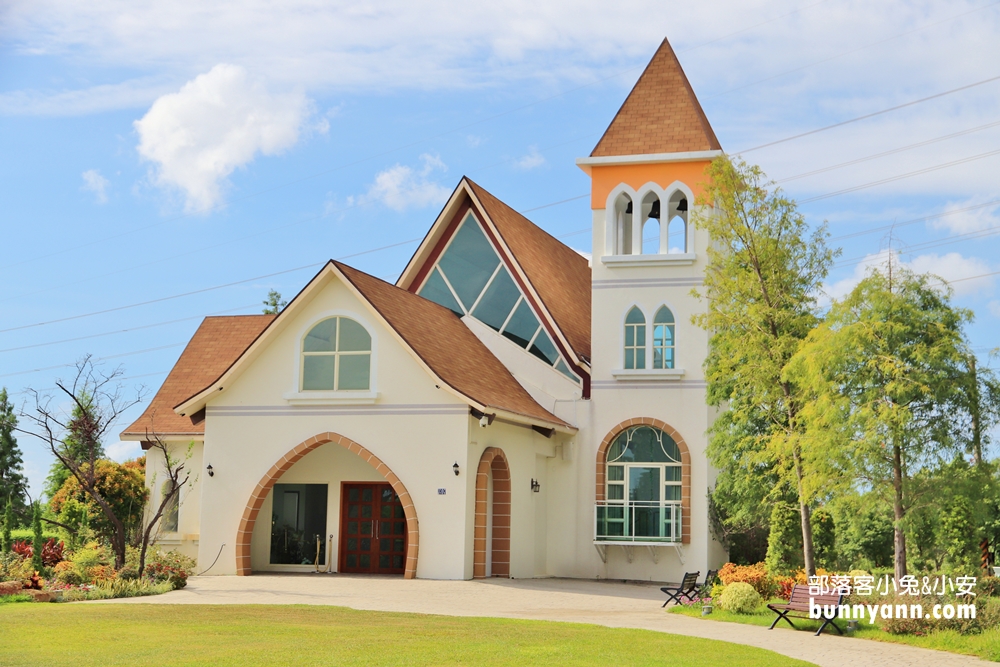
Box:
[591,38,721,157]
[336,261,568,427]
[121,315,274,438]
[465,179,592,362]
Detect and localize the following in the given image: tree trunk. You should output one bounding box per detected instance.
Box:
[893,442,907,580]
[793,447,816,575]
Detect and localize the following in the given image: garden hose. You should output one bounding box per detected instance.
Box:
[195,543,225,576]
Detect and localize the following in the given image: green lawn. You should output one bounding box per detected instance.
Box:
[669,601,1000,662]
[0,604,817,667]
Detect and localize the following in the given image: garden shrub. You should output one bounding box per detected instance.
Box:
[717,582,761,614]
[145,549,196,589]
[0,551,33,584]
[772,575,795,600]
[940,497,979,574]
[977,576,1000,598]
[53,561,83,586]
[11,538,64,567]
[718,562,773,598]
[709,583,725,600]
[59,578,172,601]
[811,508,836,569]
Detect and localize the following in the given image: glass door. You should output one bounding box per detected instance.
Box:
[339,483,406,574]
[270,484,328,565]
[627,466,661,538]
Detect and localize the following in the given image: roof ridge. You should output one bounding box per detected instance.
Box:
[462,176,579,252]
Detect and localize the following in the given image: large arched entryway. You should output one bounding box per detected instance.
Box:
[236,432,419,578]
[473,447,511,578]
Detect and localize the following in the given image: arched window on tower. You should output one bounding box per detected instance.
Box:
[624,306,646,369]
[613,193,633,255]
[666,191,688,254]
[652,306,675,369]
[641,191,660,255]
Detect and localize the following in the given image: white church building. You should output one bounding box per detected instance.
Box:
[122,38,728,581]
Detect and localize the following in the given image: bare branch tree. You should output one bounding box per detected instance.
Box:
[137,422,191,577]
[17,355,144,569]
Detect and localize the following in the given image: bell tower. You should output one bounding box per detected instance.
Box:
[578,37,727,575]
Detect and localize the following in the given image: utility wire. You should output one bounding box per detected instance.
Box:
[737,73,1000,154]
[775,119,1000,184]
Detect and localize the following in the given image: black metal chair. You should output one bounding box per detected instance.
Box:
[696,568,719,599]
[660,571,701,607]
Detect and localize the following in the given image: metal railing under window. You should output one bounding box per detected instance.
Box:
[594,500,682,543]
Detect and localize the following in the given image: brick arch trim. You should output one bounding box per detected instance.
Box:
[236,432,419,578]
[596,418,691,545]
[473,447,511,578]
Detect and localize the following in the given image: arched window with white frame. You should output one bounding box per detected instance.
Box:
[624,306,646,369]
[612,192,633,255]
[666,190,689,254]
[301,317,372,391]
[640,191,660,255]
[652,306,675,369]
[601,425,683,541]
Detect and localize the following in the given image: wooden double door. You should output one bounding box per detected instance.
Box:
[339,483,407,574]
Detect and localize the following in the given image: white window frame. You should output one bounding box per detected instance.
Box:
[285,310,378,404]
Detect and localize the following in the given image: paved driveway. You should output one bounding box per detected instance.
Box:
[106,574,987,667]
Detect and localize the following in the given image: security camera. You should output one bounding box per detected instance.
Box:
[479,415,489,428]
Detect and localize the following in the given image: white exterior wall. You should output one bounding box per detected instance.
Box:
[146,440,203,562]
[194,274,473,578]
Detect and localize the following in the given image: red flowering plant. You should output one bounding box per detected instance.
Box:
[11,538,65,567]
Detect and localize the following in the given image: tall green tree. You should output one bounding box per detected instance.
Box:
[789,267,971,580]
[30,502,44,572]
[2,499,12,552]
[692,156,837,575]
[0,388,28,518]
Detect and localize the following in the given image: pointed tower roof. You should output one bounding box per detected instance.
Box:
[591,38,721,158]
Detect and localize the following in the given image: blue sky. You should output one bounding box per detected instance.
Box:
[2,0,999,497]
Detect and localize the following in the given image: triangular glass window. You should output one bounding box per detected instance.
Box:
[417,267,463,316]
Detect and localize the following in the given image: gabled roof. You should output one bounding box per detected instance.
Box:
[397,178,591,366]
[591,38,721,158]
[335,262,568,427]
[121,315,274,439]
[146,262,572,437]
[465,179,591,362]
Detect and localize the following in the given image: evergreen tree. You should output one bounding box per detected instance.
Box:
[2,499,12,552]
[0,388,28,518]
[43,391,103,499]
[262,290,287,315]
[30,502,44,572]
[811,508,837,569]
[765,503,803,574]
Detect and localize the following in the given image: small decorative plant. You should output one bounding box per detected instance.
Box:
[717,582,762,614]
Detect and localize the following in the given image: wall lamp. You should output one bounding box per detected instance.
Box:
[531,478,540,493]
[453,462,460,476]
[206,464,214,477]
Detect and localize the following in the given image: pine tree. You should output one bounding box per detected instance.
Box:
[30,502,44,572]
[0,388,28,518]
[2,499,12,552]
[262,290,287,315]
[43,391,104,499]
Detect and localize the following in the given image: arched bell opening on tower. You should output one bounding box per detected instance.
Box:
[641,192,661,255]
[613,193,634,255]
[666,191,688,254]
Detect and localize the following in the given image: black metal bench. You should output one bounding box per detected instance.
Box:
[768,583,844,636]
[661,571,700,607]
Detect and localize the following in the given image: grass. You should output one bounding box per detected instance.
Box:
[9,529,60,542]
[0,604,818,667]
[669,600,1000,662]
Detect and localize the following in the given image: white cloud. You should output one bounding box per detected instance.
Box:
[81,168,109,203]
[824,250,994,302]
[105,440,143,463]
[362,154,451,212]
[134,64,311,213]
[928,197,1000,235]
[513,145,545,170]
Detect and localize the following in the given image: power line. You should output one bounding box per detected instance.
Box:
[737,73,1000,154]
[0,303,258,354]
[0,344,186,380]
[776,120,1000,184]
[798,147,1000,203]
[829,199,1000,241]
